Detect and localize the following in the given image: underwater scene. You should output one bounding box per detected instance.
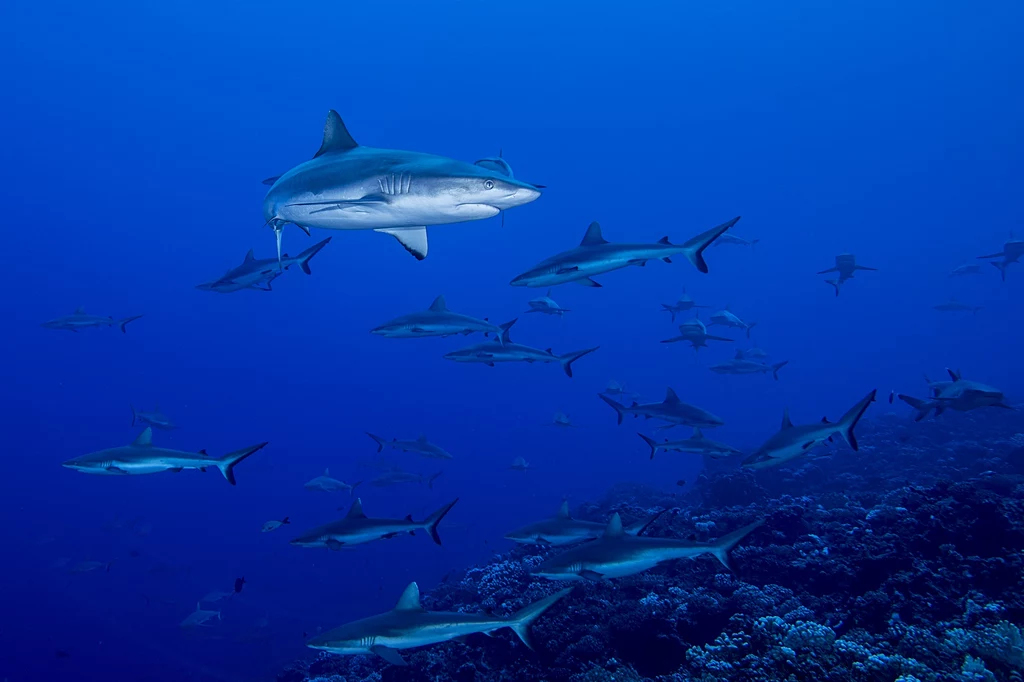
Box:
[3,1,1024,681]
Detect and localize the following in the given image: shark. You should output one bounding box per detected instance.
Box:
[977,235,1024,281]
[180,602,221,628]
[638,428,744,460]
[818,253,877,296]
[130,404,175,430]
[712,233,759,248]
[371,296,514,340]
[306,581,572,666]
[532,514,763,581]
[368,469,443,489]
[898,369,1011,421]
[304,469,361,495]
[707,308,756,338]
[509,456,531,471]
[504,501,664,546]
[442,321,598,378]
[660,288,709,322]
[599,388,724,429]
[524,289,570,316]
[602,380,639,401]
[552,412,575,427]
[949,263,982,277]
[741,389,877,470]
[62,428,266,485]
[709,352,789,380]
[262,110,542,263]
[933,298,982,315]
[660,318,733,351]
[41,308,143,334]
[365,433,453,460]
[509,217,740,288]
[195,238,332,293]
[290,498,458,550]
[738,347,769,359]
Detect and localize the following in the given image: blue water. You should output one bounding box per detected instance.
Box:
[2,1,1022,680]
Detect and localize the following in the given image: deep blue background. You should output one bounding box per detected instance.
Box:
[1,1,1021,680]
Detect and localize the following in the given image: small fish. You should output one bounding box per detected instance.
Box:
[675,479,687,487]
[234,577,246,594]
[262,517,291,533]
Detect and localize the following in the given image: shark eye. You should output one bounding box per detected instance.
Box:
[484,180,495,190]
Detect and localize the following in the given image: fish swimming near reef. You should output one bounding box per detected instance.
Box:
[599,388,724,429]
[707,308,756,338]
[661,318,733,351]
[505,501,664,546]
[304,469,361,495]
[306,581,572,666]
[370,296,514,341]
[638,428,744,460]
[262,110,542,263]
[709,352,789,380]
[365,433,453,460]
[180,602,221,628]
[524,289,570,316]
[195,238,332,293]
[62,428,266,485]
[898,369,1011,421]
[41,308,143,334]
[443,320,598,377]
[291,498,458,550]
[367,469,443,489]
[660,288,709,322]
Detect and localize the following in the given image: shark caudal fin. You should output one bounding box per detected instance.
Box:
[598,393,627,425]
[427,471,443,490]
[990,260,1009,282]
[638,432,659,459]
[898,394,934,422]
[117,315,144,334]
[294,237,332,275]
[508,588,573,650]
[216,443,269,485]
[365,432,387,453]
[350,480,363,496]
[681,216,741,273]
[745,322,757,339]
[835,389,878,449]
[708,520,763,571]
[497,319,518,347]
[422,498,459,545]
[130,405,137,427]
[559,347,599,378]
[826,279,841,297]
[771,361,789,381]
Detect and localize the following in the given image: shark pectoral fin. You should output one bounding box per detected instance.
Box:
[325,539,344,551]
[486,362,495,367]
[629,259,647,267]
[579,569,605,582]
[371,646,408,666]
[556,266,579,274]
[800,441,816,450]
[106,466,130,475]
[375,227,428,260]
[662,257,672,263]
[168,468,183,473]
[576,277,602,287]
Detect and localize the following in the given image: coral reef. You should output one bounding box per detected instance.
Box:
[278,408,1024,682]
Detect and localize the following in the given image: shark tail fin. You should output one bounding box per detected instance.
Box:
[350,480,363,496]
[682,216,741,273]
[836,389,878,449]
[898,394,934,422]
[130,404,136,427]
[709,520,763,571]
[559,347,599,378]
[990,260,1008,282]
[638,432,659,459]
[497,319,518,346]
[422,498,459,545]
[365,432,387,453]
[598,393,626,425]
[117,315,143,334]
[745,322,757,339]
[508,588,573,650]
[826,279,840,297]
[295,237,332,275]
[771,361,789,381]
[216,442,268,485]
[427,471,443,490]
[661,305,677,323]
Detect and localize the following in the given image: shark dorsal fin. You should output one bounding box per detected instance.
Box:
[780,409,794,430]
[132,428,153,447]
[243,249,255,263]
[428,295,447,312]
[346,498,366,519]
[313,110,358,158]
[604,513,624,539]
[324,468,330,476]
[196,602,201,612]
[693,427,704,439]
[664,387,681,404]
[75,306,85,314]
[417,435,428,444]
[394,582,423,611]
[557,500,571,519]
[580,221,608,247]
[947,368,961,382]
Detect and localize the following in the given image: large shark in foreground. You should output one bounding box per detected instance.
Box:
[62,428,267,485]
[306,581,572,666]
[443,321,598,377]
[290,498,458,550]
[371,296,512,340]
[262,110,542,262]
[742,390,877,470]
[41,308,143,334]
[196,238,332,293]
[505,501,664,546]
[509,217,740,288]
[532,514,763,581]
[365,432,454,460]
[898,369,1011,421]
[599,388,724,429]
